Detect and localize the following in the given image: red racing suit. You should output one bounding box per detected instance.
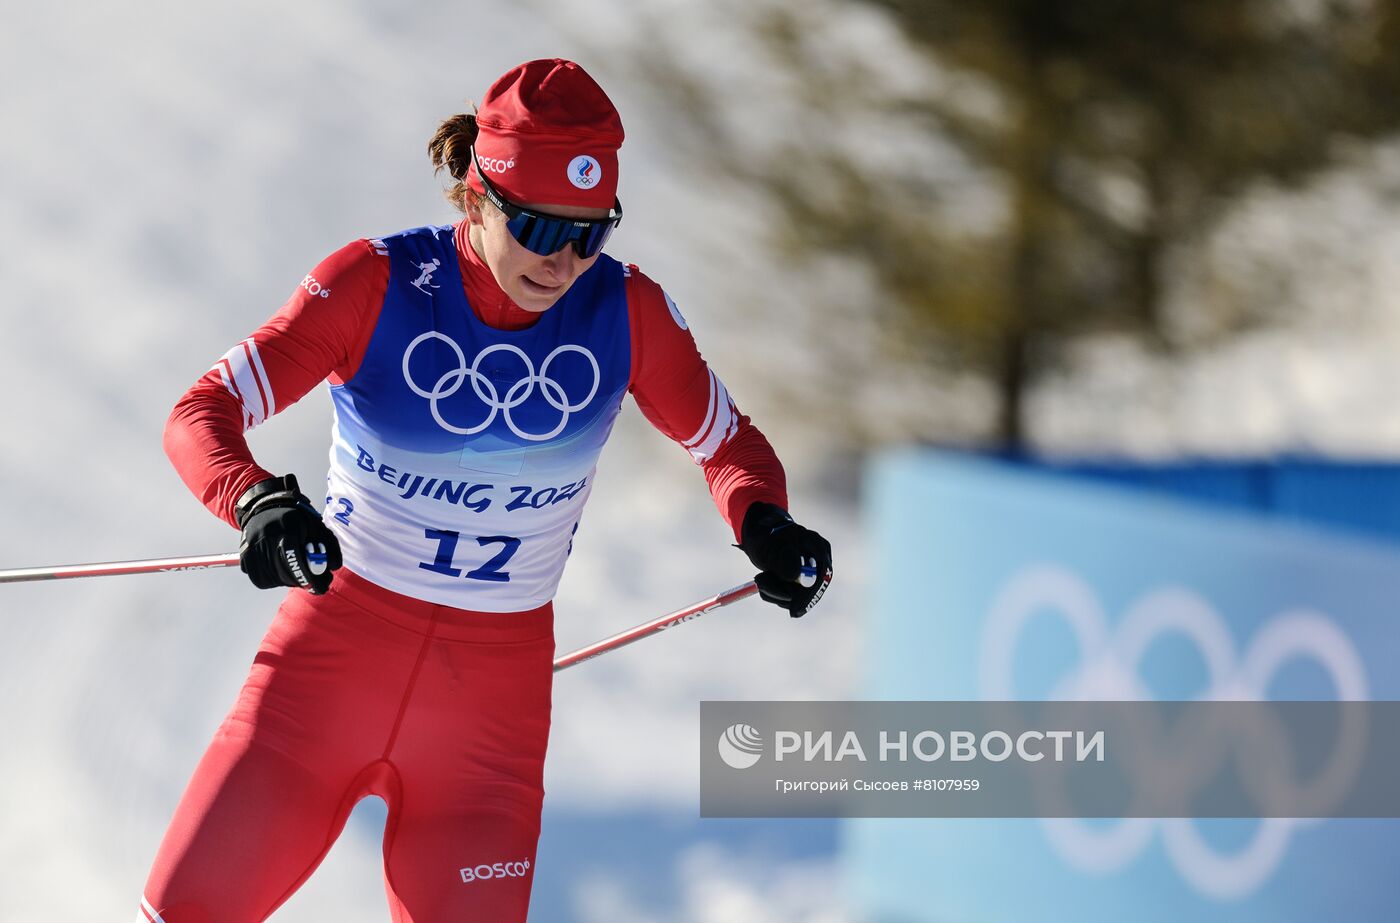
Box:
[138,221,786,922]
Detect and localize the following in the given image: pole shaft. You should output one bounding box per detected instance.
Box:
[0,553,241,584]
[552,581,758,672]
[1,551,759,674]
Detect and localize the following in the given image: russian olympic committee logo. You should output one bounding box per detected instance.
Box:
[402,331,600,441]
[978,563,1369,900]
[718,724,764,769]
[568,154,601,189]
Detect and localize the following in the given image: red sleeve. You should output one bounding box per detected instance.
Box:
[624,266,788,541]
[163,239,389,528]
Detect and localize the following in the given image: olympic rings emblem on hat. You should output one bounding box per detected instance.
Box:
[402,331,600,442]
[977,564,1369,899]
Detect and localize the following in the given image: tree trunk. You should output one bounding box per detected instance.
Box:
[1129,159,1167,336]
[997,321,1028,450]
[997,40,1049,452]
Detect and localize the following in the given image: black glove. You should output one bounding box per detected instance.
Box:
[235,474,343,595]
[737,501,833,618]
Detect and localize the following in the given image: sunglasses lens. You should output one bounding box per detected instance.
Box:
[505,214,563,255]
[505,211,617,259]
[571,221,616,259]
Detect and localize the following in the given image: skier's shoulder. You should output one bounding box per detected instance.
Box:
[298,236,395,301]
[615,259,691,336]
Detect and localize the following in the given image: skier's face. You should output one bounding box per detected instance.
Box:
[468,195,611,312]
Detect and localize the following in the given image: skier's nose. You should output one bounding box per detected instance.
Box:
[539,246,578,281]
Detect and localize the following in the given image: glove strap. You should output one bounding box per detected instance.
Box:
[739,501,793,552]
[235,474,315,528]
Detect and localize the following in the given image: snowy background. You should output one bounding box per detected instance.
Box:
[0,2,858,921]
[2,1,1398,921]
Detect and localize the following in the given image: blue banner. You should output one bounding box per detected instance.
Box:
[848,451,1400,922]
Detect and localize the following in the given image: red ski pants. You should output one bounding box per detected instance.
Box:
[137,568,554,922]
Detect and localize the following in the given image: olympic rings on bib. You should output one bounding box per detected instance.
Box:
[402,331,601,441]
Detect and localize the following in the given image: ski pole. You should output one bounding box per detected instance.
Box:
[0,550,760,671]
[0,552,241,583]
[2,551,767,666]
[552,580,758,672]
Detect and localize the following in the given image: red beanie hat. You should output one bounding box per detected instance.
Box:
[467,59,624,210]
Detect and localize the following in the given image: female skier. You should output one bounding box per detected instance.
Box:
[138,58,832,923]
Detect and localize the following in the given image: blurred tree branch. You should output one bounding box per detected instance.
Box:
[614,0,1400,448]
